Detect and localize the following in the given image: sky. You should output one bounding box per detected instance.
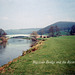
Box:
[0,0,75,30]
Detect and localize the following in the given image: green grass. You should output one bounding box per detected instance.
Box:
[1,36,75,75]
[37,38,48,40]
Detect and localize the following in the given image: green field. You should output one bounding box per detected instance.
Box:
[1,36,75,75]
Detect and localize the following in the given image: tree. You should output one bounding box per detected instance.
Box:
[70,25,75,35]
[31,31,38,36]
[49,26,61,37]
[49,26,55,37]
[30,31,38,41]
[55,25,61,36]
[0,29,7,37]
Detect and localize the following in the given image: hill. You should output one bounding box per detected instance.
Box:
[37,21,75,35]
[5,28,41,35]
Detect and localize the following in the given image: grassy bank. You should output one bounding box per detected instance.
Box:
[0,36,75,74]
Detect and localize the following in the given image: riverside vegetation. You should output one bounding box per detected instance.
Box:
[0,36,75,74]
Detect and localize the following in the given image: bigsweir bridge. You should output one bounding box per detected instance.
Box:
[6,34,30,38]
[6,34,47,39]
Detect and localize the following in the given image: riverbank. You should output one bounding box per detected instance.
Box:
[0,36,75,74]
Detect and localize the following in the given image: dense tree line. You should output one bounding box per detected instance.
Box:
[70,25,75,35]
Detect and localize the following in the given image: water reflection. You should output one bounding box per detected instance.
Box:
[0,42,7,49]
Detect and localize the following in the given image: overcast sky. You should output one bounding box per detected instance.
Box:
[0,0,75,30]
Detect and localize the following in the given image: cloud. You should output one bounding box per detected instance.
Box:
[0,17,8,20]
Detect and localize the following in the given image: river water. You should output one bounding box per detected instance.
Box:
[0,38,32,66]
